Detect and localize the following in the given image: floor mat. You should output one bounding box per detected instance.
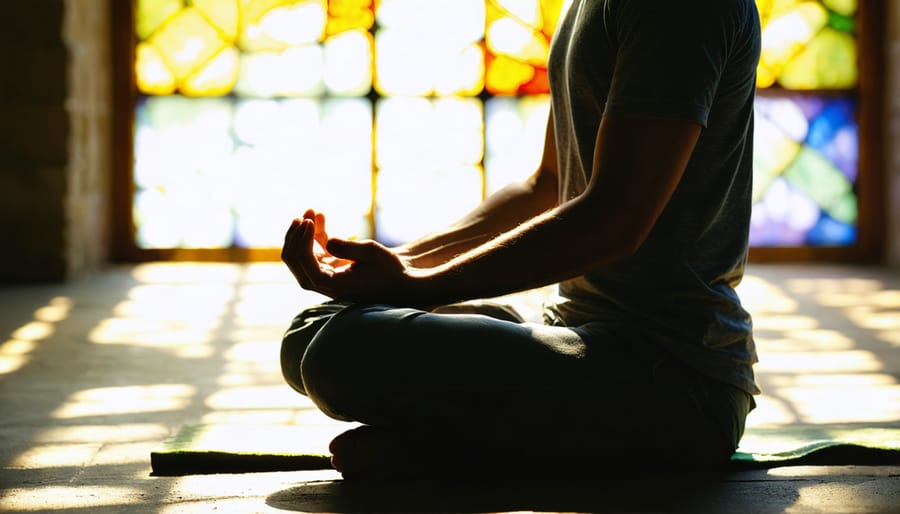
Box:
[150,424,340,476]
[150,424,900,476]
[730,426,900,469]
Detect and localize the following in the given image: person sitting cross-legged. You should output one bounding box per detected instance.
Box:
[280,0,761,479]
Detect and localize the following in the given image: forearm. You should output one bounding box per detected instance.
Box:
[407,194,636,308]
[398,173,557,267]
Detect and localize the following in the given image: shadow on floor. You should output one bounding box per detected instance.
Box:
[265,472,801,513]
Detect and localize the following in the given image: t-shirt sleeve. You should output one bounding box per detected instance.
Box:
[604,0,738,127]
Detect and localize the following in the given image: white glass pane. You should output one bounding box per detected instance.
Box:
[484,95,549,194]
[323,30,372,96]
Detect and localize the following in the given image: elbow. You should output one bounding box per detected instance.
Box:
[585,214,652,265]
[608,232,645,262]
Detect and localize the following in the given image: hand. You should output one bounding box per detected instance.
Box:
[281,209,417,304]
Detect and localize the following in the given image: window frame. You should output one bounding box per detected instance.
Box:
[110,0,887,263]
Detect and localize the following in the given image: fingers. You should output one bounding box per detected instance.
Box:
[300,209,331,251]
[282,218,331,294]
[314,212,329,249]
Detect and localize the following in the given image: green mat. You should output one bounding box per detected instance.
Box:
[150,424,900,476]
[730,426,900,469]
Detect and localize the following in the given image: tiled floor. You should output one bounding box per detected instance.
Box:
[0,262,898,513]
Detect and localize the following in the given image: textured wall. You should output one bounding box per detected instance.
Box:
[63,0,112,279]
[0,2,69,282]
[0,1,111,282]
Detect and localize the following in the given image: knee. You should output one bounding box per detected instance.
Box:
[280,302,349,396]
[300,305,386,422]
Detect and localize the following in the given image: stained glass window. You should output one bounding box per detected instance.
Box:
[131,0,862,251]
[752,0,860,246]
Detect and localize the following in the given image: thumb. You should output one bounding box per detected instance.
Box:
[325,238,380,262]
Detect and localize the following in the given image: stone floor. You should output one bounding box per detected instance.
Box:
[0,262,898,513]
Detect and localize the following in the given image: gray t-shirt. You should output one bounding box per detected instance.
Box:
[545,0,762,394]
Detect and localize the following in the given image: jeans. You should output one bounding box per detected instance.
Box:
[281,300,754,469]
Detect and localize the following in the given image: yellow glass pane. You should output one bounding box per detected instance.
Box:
[193,0,240,41]
[486,54,535,94]
[759,2,829,76]
[490,0,541,27]
[150,7,229,82]
[135,42,177,95]
[136,0,182,40]
[182,47,241,96]
[240,0,326,51]
[779,28,857,89]
[326,0,375,35]
[756,64,777,88]
[539,0,572,38]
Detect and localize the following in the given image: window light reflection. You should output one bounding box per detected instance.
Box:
[752,314,819,332]
[130,262,243,283]
[746,395,799,427]
[0,486,143,511]
[755,350,883,374]
[755,329,855,352]
[51,385,196,419]
[33,424,169,444]
[734,274,799,314]
[11,444,100,469]
[0,297,72,377]
[781,384,900,424]
[877,331,900,348]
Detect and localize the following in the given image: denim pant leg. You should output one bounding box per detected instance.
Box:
[283,301,753,466]
[280,301,353,396]
[280,300,523,397]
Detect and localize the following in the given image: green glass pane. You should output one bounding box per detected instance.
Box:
[779,28,857,90]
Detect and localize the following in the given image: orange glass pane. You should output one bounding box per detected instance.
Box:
[483,0,567,95]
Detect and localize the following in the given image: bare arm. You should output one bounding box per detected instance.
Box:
[404,115,702,305]
[283,113,702,307]
[396,114,559,268]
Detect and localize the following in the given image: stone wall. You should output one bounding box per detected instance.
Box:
[63,0,112,279]
[0,1,111,283]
